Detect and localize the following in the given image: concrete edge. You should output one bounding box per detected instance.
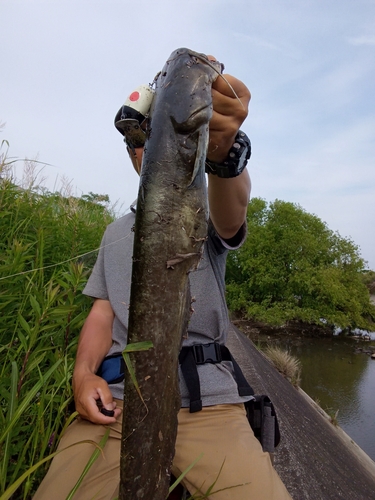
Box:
[297,386,375,477]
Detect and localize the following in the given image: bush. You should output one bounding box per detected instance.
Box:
[226,198,375,330]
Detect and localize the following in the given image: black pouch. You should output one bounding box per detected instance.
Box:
[96,353,125,385]
[245,395,280,453]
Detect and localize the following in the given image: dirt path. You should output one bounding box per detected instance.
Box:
[228,325,375,500]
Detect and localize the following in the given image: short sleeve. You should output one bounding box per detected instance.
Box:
[219,221,247,250]
[82,232,109,300]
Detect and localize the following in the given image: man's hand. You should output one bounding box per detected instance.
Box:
[208,72,251,163]
[203,57,252,239]
[73,370,122,424]
[72,298,119,424]
[128,62,250,174]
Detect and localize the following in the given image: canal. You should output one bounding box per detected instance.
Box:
[253,332,375,461]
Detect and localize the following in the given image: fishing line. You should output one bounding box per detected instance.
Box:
[188,51,245,110]
[164,50,245,109]
[0,231,133,282]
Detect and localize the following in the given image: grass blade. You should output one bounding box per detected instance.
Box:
[0,362,18,491]
[0,437,110,500]
[65,428,110,500]
[122,342,153,403]
[123,341,153,353]
[0,359,62,443]
[168,453,203,495]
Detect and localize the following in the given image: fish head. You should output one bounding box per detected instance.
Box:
[155,48,223,135]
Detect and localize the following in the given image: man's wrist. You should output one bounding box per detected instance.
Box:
[73,359,101,379]
[205,130,251,178]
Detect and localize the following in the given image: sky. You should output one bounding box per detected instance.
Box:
[1,0,375,269]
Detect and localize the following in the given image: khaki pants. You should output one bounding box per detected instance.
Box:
[34,402,291,500]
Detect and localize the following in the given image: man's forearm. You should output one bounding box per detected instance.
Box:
[208,168,251,240]
[73,299,114,377]
[205,71,251,240]
[72,299,121,422]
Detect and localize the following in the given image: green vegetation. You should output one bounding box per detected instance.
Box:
[327,408,340,427]
[226,198,375,331]
[362,269,375,295]
[0,145,114,498]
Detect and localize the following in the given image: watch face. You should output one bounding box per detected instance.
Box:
[205,131,251,178]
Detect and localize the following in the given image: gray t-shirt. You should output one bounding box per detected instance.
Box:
[83,205,251,407]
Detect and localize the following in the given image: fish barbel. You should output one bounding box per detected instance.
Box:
[119,48,222,499]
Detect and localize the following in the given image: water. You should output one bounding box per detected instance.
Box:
[257,334,375,461]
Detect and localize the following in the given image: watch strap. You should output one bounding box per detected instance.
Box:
[205,130,251,178]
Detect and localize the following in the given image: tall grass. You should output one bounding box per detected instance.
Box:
[264,346,301,387]
[0,145,115,498]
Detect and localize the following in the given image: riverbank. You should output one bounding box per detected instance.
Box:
[297,386,375,479]
[232,315,375,340]
[232,318,334,338]
[233,318,375,462]
[228,325,375,499]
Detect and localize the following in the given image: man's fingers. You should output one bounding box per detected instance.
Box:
[97,387,117,414]
[211,91,247,120]
[211,79,250,127]
[212,74,251,101]
[74,375,121,424]
[81,397,119,424]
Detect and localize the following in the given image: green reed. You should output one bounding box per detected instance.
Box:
[0,151,114,499]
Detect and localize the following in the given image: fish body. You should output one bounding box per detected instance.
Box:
[119,48,221,499]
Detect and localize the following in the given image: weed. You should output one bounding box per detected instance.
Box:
[264,346,301,386]
[0,145,115,498]
[326,408,340,427]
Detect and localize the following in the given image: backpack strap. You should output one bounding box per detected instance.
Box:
[179,342,254,413]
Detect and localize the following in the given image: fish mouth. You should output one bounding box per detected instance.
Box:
[189,104,211,121]
[172,104,212,133]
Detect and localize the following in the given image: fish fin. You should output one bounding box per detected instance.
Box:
[189,127,209,186]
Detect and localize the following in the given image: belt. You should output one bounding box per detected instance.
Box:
[179,342,254,413]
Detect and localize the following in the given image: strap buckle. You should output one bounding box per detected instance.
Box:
[192,342,222,364]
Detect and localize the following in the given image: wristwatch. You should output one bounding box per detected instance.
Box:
[205,130,251,178]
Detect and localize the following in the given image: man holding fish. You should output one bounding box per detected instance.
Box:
[34,51,291,500]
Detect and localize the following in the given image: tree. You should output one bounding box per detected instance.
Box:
[226,198,375,331]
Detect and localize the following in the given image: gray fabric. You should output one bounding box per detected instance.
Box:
[83,206,251,407]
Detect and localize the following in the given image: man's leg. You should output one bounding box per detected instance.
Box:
[33,409,122,500]
[172,403,292,500]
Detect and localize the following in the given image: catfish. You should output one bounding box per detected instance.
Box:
[119,48,222,500]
